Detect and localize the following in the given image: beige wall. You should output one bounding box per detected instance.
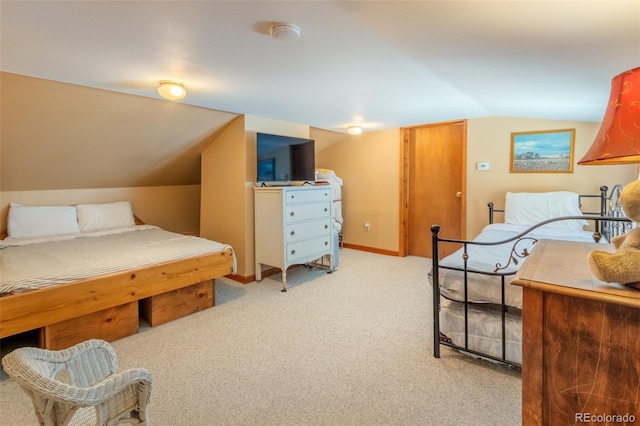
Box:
[315,118,638,254]
[201,115,311,278]
[466,117,638,237]
[0,72,237,236]
[200,116,248,273]
[0,185,201,234]
[1,72,237,192]
[4,73,637,262]
[315,128,401,253]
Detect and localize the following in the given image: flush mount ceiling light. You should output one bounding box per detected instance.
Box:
[347,126,363,135]
[157,80,186,101]
[270,24,301,42]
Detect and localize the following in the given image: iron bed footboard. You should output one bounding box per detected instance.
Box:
[431,186,633,368]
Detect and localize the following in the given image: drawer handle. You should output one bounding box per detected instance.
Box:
[291,249,296,255]
[324,241,328,246]
[290,231,295,236]
[324,225,328,229]
[324,207,328,212]
[290,211,295,217]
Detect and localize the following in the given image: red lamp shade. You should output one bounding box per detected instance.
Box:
[578,66,640,165]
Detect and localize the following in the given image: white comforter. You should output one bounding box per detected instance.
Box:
[0,225,235,295]
[430,223,606,309]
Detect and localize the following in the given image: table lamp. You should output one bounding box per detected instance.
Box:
[578,66,640,286]
[578,66,640,166]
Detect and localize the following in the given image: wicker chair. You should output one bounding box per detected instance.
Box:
[1,339,152,426]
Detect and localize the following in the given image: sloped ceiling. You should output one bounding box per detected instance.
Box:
[2,1,639,191]
[1,72,238,191]
[2,1,639,131]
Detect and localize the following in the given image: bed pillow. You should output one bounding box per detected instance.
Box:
[504,191,589,230]
[7,203,80,239]
[76,201,136,233]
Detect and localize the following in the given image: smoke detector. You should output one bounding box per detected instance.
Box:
[270,24,301,42]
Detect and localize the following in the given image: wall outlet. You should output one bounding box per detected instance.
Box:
[477,162,490,171]
[364,222,371,231]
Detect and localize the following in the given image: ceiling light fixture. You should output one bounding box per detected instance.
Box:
[348,126,363,135]
[270,24,301,42]
[578,66,640,165]
[157,80,186,101]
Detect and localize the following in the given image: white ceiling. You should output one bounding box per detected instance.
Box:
[2,1,639,133]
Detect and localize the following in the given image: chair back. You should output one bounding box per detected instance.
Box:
[2,339,152,426]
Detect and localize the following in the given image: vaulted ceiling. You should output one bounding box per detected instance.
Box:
[2,1,639,133]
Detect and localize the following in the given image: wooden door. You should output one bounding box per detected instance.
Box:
[402,121,466,259]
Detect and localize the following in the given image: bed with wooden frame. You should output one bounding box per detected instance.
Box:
[0,201,236,350]
[429,185,632,368]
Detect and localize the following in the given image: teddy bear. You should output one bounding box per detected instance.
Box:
[587,179,640,286]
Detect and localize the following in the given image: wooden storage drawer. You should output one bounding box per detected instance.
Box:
[285,218,331,243]
[140,280,214,326]
[285,202,331,223]
[39,301,139,350]
[286,235,331,262]
[285,189,331,204]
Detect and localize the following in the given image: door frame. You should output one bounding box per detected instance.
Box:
[399,120,467,257]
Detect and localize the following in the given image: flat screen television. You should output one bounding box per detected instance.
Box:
[256,132,315,184]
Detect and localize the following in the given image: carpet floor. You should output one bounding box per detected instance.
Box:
[0,248,521,425]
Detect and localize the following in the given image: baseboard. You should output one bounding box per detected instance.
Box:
[342,243,399,257]
[224,266,286,284]
[224,273,255,284]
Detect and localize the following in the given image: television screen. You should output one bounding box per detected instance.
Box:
[256,133,315,183]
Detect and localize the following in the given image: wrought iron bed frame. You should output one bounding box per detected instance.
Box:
[431,185,633,368]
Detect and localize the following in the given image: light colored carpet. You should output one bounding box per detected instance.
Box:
[0,248,521,425]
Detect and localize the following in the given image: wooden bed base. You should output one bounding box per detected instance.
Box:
[0,247,235,349]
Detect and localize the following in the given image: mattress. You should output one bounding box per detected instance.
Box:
[439,297,522,365]
[430,223,605,309]
[0,225,235,295]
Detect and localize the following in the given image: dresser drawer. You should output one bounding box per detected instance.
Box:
[285,202,331,223]
[284,189,331,204]
[286,235,331,262]
[285,218,331,243]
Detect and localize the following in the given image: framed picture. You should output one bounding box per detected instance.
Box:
[510,128,575,173]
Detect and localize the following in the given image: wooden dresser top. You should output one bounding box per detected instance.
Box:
[512,239,640,308]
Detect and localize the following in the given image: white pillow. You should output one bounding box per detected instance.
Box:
[7,203,80,239]
[76,201,136,233]
[504,191,589,230]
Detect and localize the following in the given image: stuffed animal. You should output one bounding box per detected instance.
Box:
[588,179,640,286]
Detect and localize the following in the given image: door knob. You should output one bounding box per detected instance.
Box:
[456,192,463,198]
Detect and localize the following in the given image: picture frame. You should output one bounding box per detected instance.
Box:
[510,128,575,173]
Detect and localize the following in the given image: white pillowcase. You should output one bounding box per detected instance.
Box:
[504,191,589,230]
[76,201,136,233]
[7,203,80,239]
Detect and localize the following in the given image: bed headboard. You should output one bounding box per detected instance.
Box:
[487,185,632,241]
[487,186,609,224]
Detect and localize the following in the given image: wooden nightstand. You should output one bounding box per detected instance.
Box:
[512,239,640,425]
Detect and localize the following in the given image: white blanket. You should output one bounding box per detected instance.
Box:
[0,225,235,295]
[430,223,606,309]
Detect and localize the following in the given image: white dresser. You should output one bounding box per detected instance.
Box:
[254,186,334,291]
